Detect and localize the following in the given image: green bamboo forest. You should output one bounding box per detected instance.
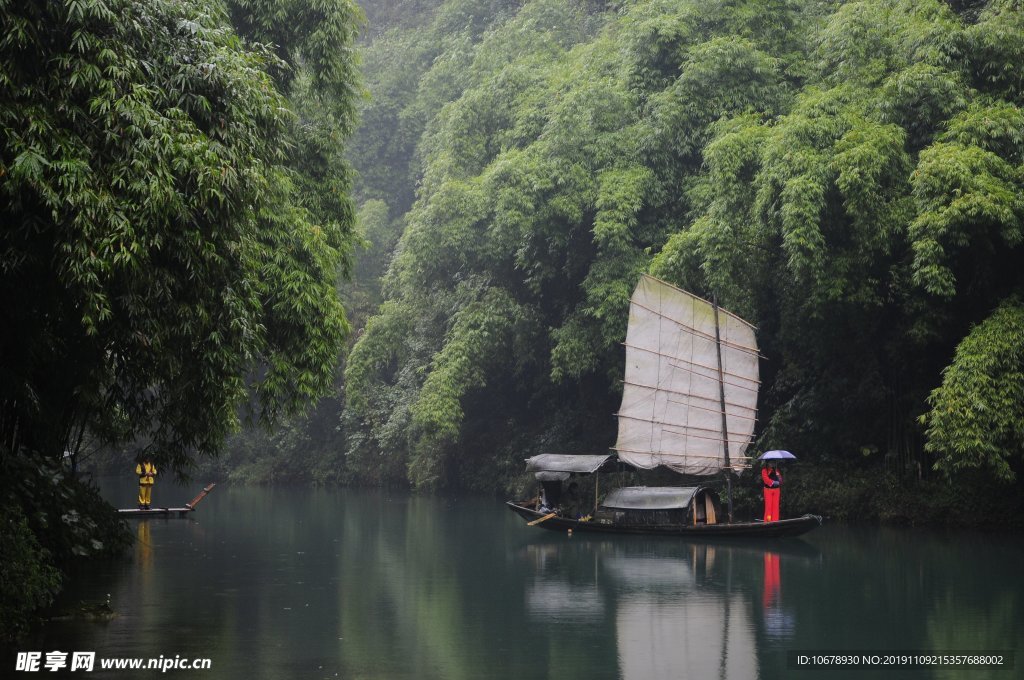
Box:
[3,0,1024,642]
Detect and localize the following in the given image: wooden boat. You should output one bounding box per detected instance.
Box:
[508,275,821,538]
[507,500,821,538]
[117,483,215,518]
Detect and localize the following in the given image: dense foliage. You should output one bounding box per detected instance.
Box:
[1,0,361,639]
[343,0,1024,493]
[0,453,131,642]
[924,298,1024,482]
[1,0,360,473]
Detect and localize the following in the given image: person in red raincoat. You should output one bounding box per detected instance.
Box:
[762,461,782,522]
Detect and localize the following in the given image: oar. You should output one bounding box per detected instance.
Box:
[527,512,557,526]
[185,483,216,510]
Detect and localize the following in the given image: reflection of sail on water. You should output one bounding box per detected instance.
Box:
[518,540,773,679]
[525,579,604,623]
[615,275,759,475]
[617,597,757,680]
[603,556,693,592]
[606,552,758,680]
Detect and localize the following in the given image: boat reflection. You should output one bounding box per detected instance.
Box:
[523,540,607,624]
[522,538,817,679]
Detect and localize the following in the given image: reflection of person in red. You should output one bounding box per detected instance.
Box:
[762,550,796,638]
[761,461,781,522]
[762,552,780,609]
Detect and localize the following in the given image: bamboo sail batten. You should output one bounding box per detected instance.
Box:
[615,413,757,439]
[626,300,762,357]
[621,380,759,417]
[631,273,761,330]
[621,343,762,387]
[664,395,758,423]
[612,447,753,468]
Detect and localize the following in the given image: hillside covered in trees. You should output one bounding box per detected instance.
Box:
[332,0,1024,513]
[74,0,1024,515]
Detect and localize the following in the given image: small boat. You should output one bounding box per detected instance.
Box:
[508,275,821,538]
[118,483,216,518]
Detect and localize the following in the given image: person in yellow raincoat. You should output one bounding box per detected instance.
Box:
[136,456,157,509]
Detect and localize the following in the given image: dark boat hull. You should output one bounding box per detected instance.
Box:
[507,502,821,538]
[117,507,193,518]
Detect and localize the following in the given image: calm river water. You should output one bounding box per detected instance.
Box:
[32,482,1022,679]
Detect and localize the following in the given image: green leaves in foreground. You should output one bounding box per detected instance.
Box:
[0,0,360,471]
[925,299,1024,482]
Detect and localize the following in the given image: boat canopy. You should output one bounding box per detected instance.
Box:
[600,486,702,510]
[615,275,759,476]
[525,454,624,479]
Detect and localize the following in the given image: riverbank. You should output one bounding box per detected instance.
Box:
[82,453,1024,530]
[1,452,132,644]
[777,465,1024,528]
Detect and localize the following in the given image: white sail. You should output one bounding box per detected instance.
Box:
[614,275,758,475]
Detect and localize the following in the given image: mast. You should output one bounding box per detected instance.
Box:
[713,298,734,523]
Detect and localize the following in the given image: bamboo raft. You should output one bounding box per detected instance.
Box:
[118,483,215,518]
